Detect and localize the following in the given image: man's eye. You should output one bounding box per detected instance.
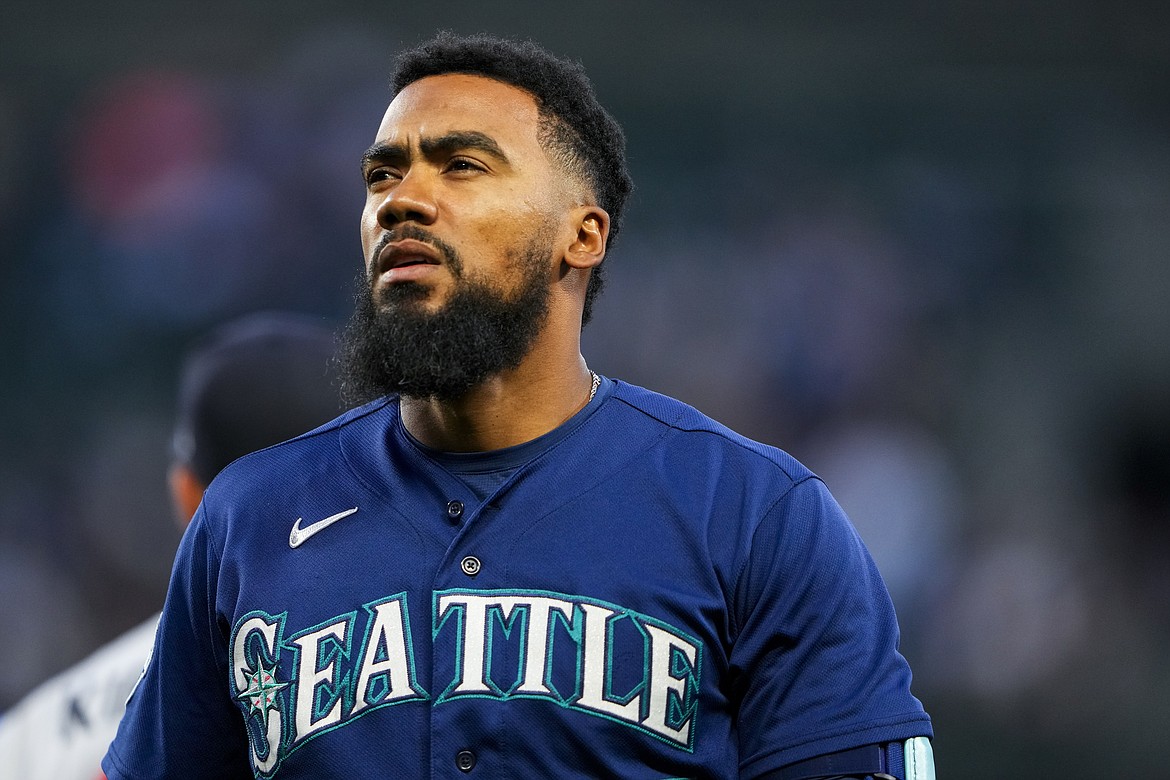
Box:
[365,168,399,185]
[445,158,483,173]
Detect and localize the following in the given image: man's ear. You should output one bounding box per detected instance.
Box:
[564,206,610,270]
[168,463,207,531]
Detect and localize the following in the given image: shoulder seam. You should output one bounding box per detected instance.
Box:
[610,390,803,483]
[218,397,392,478]
[270,396,391,450]
[727,475,820,639]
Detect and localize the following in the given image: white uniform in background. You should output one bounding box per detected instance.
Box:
[0,616,156,780]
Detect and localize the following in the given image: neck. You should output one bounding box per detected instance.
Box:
[400,347,594,452]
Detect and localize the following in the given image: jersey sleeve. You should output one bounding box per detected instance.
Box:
[731,477,932,777]
[102,504,251,780]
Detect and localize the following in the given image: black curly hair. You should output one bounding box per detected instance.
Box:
[390,31,633,325]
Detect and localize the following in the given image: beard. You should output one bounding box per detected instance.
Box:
[338,226,553,405]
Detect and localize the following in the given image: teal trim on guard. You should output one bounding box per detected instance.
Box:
[904,736,935,780]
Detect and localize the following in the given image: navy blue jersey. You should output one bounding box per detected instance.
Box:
[103,378,931,779]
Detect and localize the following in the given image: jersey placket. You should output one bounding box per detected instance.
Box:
[429,492,504,778]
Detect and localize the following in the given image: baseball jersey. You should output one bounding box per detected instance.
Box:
[103,377,931,779]
[0,615,156,780]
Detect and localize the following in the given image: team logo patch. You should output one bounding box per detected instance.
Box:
[229,589,702,777]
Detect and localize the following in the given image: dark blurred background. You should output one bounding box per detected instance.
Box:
[2,1,1168,776]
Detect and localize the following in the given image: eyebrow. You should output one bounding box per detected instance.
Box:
[360,130,510,172]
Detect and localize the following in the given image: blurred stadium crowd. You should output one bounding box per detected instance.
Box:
[1,3,1168,776]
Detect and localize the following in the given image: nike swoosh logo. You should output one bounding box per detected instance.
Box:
[289,507,359,548]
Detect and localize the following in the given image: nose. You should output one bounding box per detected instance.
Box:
[375,168,438,228]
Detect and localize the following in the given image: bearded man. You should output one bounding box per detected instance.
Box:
[104,32,933,780]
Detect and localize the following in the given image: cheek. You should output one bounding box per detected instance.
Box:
[466,195,547,248]
[465,222,537,281]
[359,205,381,260]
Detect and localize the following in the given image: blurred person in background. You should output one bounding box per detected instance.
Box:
[0,312,344,780]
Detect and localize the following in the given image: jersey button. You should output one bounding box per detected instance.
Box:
[460,556,481,577]
[456,749,476,772]
[446,500,464,521]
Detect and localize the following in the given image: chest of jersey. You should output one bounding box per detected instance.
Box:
[216,451,743,778]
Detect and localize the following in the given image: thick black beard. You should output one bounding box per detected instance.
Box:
[338,237,552,406]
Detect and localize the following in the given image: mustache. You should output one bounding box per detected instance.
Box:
[369,226,462,275]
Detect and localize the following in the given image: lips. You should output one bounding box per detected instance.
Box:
[376,239,442,275]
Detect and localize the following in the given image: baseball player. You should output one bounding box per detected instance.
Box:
[0,312,343,780]
[103,33,934,779]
